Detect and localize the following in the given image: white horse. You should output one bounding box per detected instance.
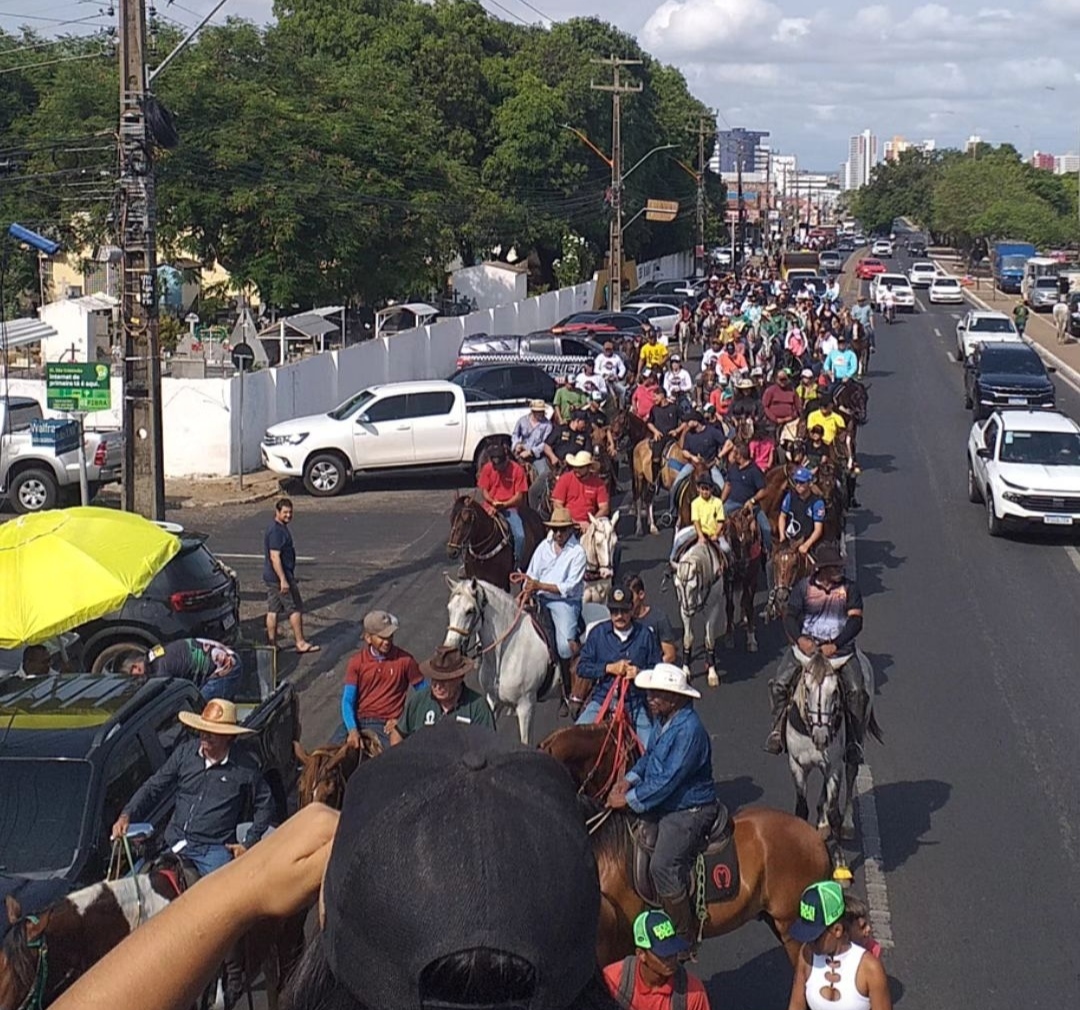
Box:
[580,511,620,604]
[672,540,726,688]
[785,646,879,878]
[443,576,552,745]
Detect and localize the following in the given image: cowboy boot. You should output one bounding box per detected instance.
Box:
[843,684,870,765]
[661,890,699,957]
[764,678,790,755]
[222,955,246,1010]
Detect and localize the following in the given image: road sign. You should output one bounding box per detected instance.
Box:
[646,199,679,223]
[45,362,111,412]
[231,342,256,370]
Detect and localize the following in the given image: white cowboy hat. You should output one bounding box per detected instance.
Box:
[634,662,701,699]
[734,377,755,390]
[528,399,547,411]
[178,699,255,736]
[565,450,593,468]
[544,506,578,528]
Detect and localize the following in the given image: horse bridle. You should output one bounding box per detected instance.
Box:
[10,916,73,1010]
[447,584,486,654]
[798,670,842,737]
[447,501,509,561]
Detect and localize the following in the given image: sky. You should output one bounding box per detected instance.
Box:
[4,0,1080,170]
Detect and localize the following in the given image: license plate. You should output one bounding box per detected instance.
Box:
[1007,397,1027,405]
[1044,515,1073,526]
[223,613,236,629]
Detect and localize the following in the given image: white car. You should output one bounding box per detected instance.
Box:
[871,240,893,258]
[630,302,680,339]
[968,409,1080,536]
[908,262,938,288]
[929,276,964,304]
[870,273,915,311]
[955,310,1019,359]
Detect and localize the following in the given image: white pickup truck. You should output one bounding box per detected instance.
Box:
[1,396,123,513]
[261,379,528,497]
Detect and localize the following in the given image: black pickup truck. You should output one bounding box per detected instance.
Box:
[0,670,299,914]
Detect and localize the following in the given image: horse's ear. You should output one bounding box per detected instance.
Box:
[24,913,47,941]
[293,741,311,766]
[445,573,459,591]
[324,741,354,772]
[610,509,621,528]
[5,894,21,924]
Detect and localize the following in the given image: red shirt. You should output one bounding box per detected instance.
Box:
[343,645,422,721]
[602,960,711,1010]
[552,470,609,524]
[632,384,658,420]
[477,460,528,506]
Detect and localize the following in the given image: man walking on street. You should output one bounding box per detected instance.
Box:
[263,498,319,654]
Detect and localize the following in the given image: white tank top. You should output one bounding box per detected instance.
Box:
[804,943,870,1010]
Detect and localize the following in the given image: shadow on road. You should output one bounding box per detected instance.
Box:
[874,778,951,871]
[863,651,894,693]
[855,537,904,598]
[705,944,792,1010]
[717,774,764,811]
[858,452,897,474]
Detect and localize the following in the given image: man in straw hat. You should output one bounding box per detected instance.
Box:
[608,662,718,953]
[110,699,274,877]
[511,505,587,672]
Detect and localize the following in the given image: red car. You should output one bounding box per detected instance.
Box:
[855,258,887,280]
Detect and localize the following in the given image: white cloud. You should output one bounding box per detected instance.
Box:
[641,0,784,54]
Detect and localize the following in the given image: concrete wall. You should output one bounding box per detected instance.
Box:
[635,249,695,288]
[450,263,527,310]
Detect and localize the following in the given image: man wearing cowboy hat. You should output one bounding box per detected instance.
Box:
[512,399,553,479]
[512,506,587,670]
[111,699,275,878]
[765,542,868,760]
[728,376,761,423]
[851,293,874,353]
[552,449,610,532]
[389,647,494,742]
[608,663,717,952]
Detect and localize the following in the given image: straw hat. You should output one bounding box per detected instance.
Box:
[544,506,577,528]
[634,662,701,699]
[565,450,593,468]
[178,699,254,736]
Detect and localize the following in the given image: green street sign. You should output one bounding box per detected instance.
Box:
[45,362,112,412]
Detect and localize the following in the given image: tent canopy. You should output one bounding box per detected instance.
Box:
[0,317,59,350]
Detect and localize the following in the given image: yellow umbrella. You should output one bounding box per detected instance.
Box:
[0,506,181,648]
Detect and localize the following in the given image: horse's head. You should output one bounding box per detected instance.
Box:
[447,495,478,560]
[444,575,485,650]
[0,897,58,1010]
[581,511,620,579]
[797,652,842,751]
[837,381,869,425]
[768,543,807,618]
[538,723,636,801]
[294,740,369,810]
[726,505,758,562]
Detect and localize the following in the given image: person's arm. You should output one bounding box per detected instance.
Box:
[115,744,184,835]
[241,770,276,846]
[550,473,568,510]
[831,583,864,650]
[860,950,893,1010]
[269,549,289,591]
[478,471,500,508]
[782,580,807,644]
[595,484,610,517]
[626,723,706,812]
[341,684,359,733]
[53,805,339,1010]
[802,519,824,553]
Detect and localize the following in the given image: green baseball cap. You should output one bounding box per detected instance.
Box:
[632,910,689,957]
[789,881,846,943]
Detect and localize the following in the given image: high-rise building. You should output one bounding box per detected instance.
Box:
[884,136,935,161]
[965,135,982,154]
[1054,153,1080,175]
[843,129,877,190]
[714,128,770,173]
[1031,151,1055,171]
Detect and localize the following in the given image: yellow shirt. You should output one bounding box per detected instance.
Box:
[691,495,725,538]
[639,342,669,370]
[806,409,846,444]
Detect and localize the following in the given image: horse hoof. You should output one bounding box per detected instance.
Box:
[650,526,660,536]
[747,638,758,654]
[706,669,720,688]
[832,865,853,885]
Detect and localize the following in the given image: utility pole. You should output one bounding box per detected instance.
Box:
[592,56,641,311]
[118,0,165,519]
[694,114,710,278]
[735,139,745,266]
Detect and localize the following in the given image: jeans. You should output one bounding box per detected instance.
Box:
[650,802,720,897]
[576,694,653,747]
[181,842,233,877]
[331,718,391,749]
[673,461,725,503]
[504,508,525,567]
[530,455,550,481]
[200,665,242,702]
[723,500,772,552]
[542,596,581,660]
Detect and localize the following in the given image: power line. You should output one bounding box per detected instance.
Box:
[508,0,553,23]
[479,0,530,26]
[0,46,109,73]
[0,28,110,54]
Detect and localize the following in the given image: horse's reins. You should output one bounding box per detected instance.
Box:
[11,917,74,1010]
[578,678,642,799]
[447,504,510,561]
[448,587,529,659]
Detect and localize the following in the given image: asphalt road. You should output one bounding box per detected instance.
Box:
[171,248,1080,1008]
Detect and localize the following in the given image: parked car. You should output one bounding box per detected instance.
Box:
[629,302,680,338]
[623,293,684,309]
[454,332,603,378]
[78,524,241,674]
[908,262,938,288]
[0,673,298,900]
[855,258,887,280]
[955,310,1019,359]
[963,342,1055,420]
[929,276,965,304]
[870,273,916,311]
[819,250,843,274]
[0,396,123,514]
[967,409,1080,535]
[448,363,556,404]
[261,380,525,497]
[1025,276,1062,312]
[551,312,646,336]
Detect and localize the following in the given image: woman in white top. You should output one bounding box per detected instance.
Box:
[786,882,892,1010]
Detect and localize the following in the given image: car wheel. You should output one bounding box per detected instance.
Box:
[303,453,348,497]
[967,460,982,503]
[10,468,59,513]
[986,492,1005,537]
[91,641,149,675]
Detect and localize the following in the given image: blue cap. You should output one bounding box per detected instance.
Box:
[793,467,813,483]
[632,910,689,958]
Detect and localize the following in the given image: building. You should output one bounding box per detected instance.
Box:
[770,152,797,194]
[1031,151,1055,171]
[883,136,936,161]
[843,129,877,190]
[964,134,982,154]
[1054,153,1080,175]
[714,128,770,173]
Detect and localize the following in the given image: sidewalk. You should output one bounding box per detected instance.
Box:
[98,469,286,509]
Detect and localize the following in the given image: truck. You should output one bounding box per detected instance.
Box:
[0,396,123,513]
[780,251,820,280]
[992,241,1038,294]
[261,379,528,497]
[0,670,299,910]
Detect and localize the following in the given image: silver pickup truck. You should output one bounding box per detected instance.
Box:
[1,396,123,513]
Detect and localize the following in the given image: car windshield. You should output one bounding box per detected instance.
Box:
[980,350,1045,375]
[328,389,377,421]
[912,264,935,272]
[0,758,91,874]
[880,276,907,286]
[1035,278,1059,289]
[970,318,1014,333]
[1000,430,1080,465]
[935,279,960,288]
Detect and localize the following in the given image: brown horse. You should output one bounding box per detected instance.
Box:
[723,505,763,654]
[538,724,832,967]
[447,494,546,591]
[631,440,686,536]
[294,735,382,809]
[765,541,813,621]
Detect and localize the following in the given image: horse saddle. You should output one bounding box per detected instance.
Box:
[629,805,740,907]
[150,850,202,896]
[526,601,585,701]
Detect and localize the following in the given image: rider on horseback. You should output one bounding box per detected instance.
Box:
[608,663,718,954]
[477,445,529,565]
[822,335,859,392]
[663,355,694,417]
[638,329,670,381]
[779,467,826,555]
[596,340,628,406]
[671,412,729,506]
[720,443,772,555]
[646,388,684,483]
[764,544,869,762]
[512,399,553,480]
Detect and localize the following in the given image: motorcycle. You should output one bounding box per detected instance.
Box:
[883,302,896,325]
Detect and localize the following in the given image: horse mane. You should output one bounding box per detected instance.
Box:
[803,651,833,686]
[579,796,632,871]
[2,916,41,996]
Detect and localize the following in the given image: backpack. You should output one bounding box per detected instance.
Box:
[616,955,686,1010]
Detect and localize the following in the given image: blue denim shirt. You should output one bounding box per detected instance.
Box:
[625,705,716,815]
[512,415,552,459]
[577,620,661,719]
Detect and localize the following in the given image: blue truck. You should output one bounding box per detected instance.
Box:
[992,241,1037,294]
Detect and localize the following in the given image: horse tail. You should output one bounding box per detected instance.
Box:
[867,709,884,745]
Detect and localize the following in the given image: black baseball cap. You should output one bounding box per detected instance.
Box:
[607,586,633,611]
[322,723,601,1010]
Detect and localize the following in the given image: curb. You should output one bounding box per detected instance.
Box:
[173,485,283,509]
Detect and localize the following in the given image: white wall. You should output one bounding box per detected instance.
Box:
[635,250,695,288]
[450,263,527,311]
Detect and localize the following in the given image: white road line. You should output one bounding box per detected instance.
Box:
[915,296,927,313]
[216,552,317,562]
[934,327,942,337]
[946,351,956,363]
[844,526,895,949]
[1064,545,1080,575]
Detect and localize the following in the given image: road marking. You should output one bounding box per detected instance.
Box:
[934,327,942,337]
[915,296,927,313]
[844,526,895,949]
[216,552,317,562]
[946,351,956,363]
[1064,545,1080,575]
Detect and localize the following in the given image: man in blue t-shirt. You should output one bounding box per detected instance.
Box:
[263,498,319,655]
[823,335,858,384]
[720,444,772,553]
[779,467,826,555]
